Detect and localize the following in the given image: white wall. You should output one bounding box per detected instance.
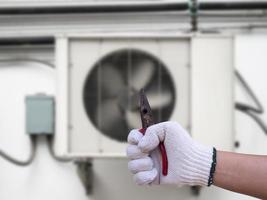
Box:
[235,35,267,156]
[0,35,267,200]
[0,62,88,200]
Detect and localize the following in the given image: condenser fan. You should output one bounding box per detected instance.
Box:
[83,49,176,142]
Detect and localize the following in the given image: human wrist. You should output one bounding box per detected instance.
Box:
[180,142,215,186]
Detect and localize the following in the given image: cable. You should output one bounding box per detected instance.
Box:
[235,70,267,135]
[46,135,73,162]
[0,58,54,166]
[235,70,264,114]
[0,135,37,166]
[237,109,267,134]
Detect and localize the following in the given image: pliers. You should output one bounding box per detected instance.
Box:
[139,89,168,176]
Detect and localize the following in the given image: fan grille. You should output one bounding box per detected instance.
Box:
[83,49,176,142]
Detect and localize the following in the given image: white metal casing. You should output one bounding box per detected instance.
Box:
[55,34,234,158]
[191,36,234,150]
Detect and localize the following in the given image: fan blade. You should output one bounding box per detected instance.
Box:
[125,110,141,129]
[100,64,124,97]
[146,90,172,108]
[95,99,122,131]
[131,59,155,91]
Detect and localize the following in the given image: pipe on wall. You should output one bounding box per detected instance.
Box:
[0,2,188,15]
[0,1,267,15]
[0,37,54,46]
[199,2,267,11]
[0,1,267,45]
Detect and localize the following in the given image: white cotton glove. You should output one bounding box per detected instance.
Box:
[126,121,214,186]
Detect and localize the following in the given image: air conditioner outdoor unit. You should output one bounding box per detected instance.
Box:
[55,34,234,158]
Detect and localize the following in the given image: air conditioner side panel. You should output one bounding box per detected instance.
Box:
[55,37,69,156]
[191,37,234,151]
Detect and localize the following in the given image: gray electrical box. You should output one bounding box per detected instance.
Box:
[26,95,54,135]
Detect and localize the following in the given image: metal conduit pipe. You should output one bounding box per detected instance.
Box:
[0,1,267,44]
[0,2,188,15]
[199,2,267,11]
[0,37,54,46]
[0,1,267,15]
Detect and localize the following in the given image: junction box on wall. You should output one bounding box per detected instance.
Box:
[26,95,55,135]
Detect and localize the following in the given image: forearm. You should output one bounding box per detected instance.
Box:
[213,151,267,199]
[126,122,267,198]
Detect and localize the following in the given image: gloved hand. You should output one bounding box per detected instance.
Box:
[126,121,215,186]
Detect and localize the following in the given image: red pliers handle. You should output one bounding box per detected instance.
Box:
[139,128,168,176]
[139,89,168,176]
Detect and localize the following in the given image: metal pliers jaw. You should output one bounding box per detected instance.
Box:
[139,89,154,129]
[139,89,168,176]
